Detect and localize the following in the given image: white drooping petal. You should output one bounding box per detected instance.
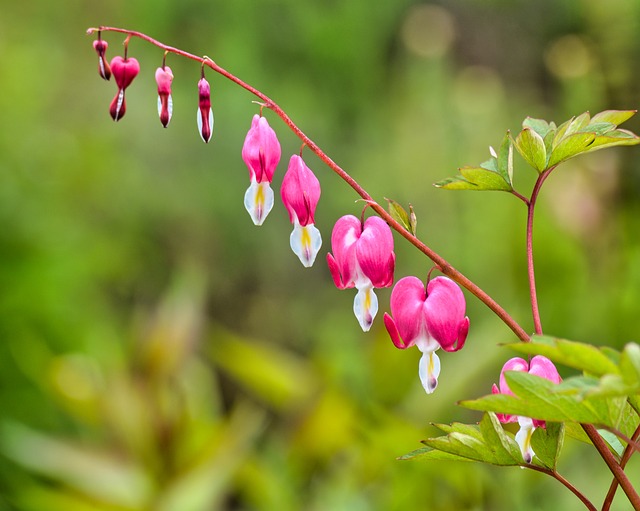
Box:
[353,284,378,332]
[290,222,322,268]
[244,180,274,226]
[515,416,536,464]
[196,106,214,143]
[418,350,441,394]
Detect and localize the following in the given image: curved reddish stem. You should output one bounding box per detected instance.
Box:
[526,168,554,335]
[86,26,530,343]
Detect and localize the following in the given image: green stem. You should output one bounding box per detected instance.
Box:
[86,26,531,343]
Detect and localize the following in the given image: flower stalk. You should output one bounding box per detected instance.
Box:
[86,26,530,343]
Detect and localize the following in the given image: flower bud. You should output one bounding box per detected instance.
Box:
[93,39,111,80]
[197,77,214,143]
[155,66,173,128]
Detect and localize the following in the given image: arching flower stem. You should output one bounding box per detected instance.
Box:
[86,26,530,343]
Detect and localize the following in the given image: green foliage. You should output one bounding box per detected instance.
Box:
[434,133,514,191]
[385,198,418,235]
[518,110,640,171]
[401,412,564,471]
[436,110,640,191]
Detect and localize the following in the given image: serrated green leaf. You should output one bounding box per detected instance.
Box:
[547,132,596,167]
[434,166,512,191]
[514,127,547,172]
[386,198,412,234]
[591,109,637,126]
[506,335,620,376]
[531,422,564,470]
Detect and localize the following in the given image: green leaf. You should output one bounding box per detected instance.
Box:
[398,445,472,462]
[421,414,521,466]
[497,132,514,185]
[583,129,640,153]
[547,132,596,167]
[522,117,555,138]
[514,127,547,172]
[506,335,621,376]
[434,166,512,191]
[591,109,637,125]
[409,204,417,235]
[461,372,621,427]
[531,422,564,470]
[479,412,522,463]
[563,111,591,136]
[620,342,640,386]
[385,198,414,234]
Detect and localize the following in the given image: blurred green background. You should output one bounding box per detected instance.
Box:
[1,0,640,509]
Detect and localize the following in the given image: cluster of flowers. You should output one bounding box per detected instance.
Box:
[92,36,562,463]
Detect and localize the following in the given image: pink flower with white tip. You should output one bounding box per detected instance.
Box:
[383,276,469,394]
[492,355,561,463]
[242,114,282,225]
[326,215,395,331]
[281,155,322,267]
[155,64,173,128]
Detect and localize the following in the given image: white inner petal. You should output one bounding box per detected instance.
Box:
[515,416,536,464]
[290,222,322,268]
[244,180,274,226]
[418,350,441,394]
[353,285,378,332]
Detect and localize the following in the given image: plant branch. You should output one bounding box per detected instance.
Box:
[582,423,640,511]
[525,465,597,511]
[602,423,640,511]
[526,168,554,335]
[87,26,530,343]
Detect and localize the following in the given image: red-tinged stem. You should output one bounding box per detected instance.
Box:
[86,26,530,343]
[582,423,640,511]
[526,168,554,335]
[526,465,597,511]
[602,423,640,511]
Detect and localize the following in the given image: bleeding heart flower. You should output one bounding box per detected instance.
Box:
[383,276,469,394]
[197,77,214,143]
[327,215,395,331]
[109,55,140,121]
[242,114,281,225]
[93,39,111,80]
[156,65,173,128]
[492,355,561,463]
[281,155,322,267]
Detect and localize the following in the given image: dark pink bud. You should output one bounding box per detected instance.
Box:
[93,39,111,80]
[197,77,214,143]
[109,56,140,121]
[155,66,174,128]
